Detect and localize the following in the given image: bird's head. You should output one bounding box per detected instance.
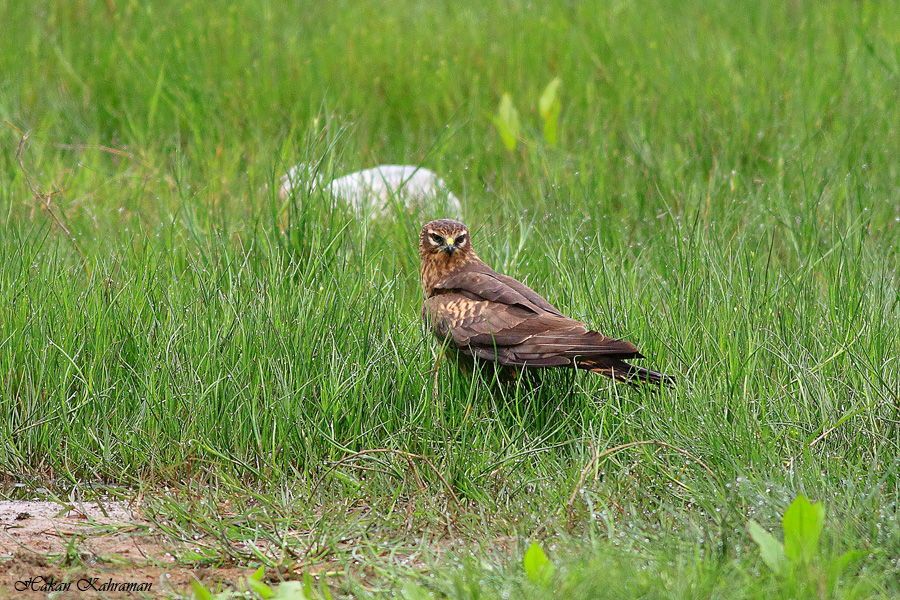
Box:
[419,219,472,262]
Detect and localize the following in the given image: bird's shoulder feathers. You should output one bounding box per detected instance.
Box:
[431,262,563,316]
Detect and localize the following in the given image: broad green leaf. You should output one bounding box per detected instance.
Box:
[251,566,266,582]
[272,581,307,600]
[782,495,825,564]
[248,578,274,599]
[538,77,562,146]
[400,581,436,600]
[492,93,520,152]
[190,579,213,600]
[538,78,561,118]
[331,470,362,491]
[523,542,555,586]
[747,520,785,574]
[827,549,864,592]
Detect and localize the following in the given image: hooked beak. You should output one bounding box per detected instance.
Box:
[442,237,456,255]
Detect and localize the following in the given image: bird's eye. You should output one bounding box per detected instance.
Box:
[455,233,467,246]
[429,233,444,245]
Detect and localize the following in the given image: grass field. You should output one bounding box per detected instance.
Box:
[1,0,897,597]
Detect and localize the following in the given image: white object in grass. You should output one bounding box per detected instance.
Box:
[279,163,462,219]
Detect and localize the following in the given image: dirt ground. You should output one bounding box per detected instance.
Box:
[0,500,246,598]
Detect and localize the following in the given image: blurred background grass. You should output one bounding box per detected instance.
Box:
[0,0,897,597]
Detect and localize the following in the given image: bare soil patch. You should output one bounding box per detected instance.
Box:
[0,500,246,598]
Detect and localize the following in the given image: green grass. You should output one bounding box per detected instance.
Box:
[1,0,897,597]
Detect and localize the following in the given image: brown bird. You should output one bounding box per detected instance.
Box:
[419,219,674,386]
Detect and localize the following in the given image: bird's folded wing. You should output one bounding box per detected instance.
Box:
[433,265,563,316]
[424,294,533,344]
[490,272,564,316]
[424,294,641,367]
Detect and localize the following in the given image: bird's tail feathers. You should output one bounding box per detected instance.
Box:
[585,359,675,387]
